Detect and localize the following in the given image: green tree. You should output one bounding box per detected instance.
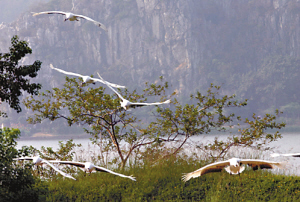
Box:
[24,76,171,168]
[143,84,285,160]
[204,111,285,159]
[24,75,285,168]
[0,35,45,201]
[0,35,42,116]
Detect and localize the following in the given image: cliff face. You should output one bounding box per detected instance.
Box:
[1,0,300,111]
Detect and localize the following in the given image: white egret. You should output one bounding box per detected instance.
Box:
[50,64,125,88]
[32,11,107,31]
[49,161,136,181]
[97,72,170,110]
[182,158,284,182]
[14,156,76,180]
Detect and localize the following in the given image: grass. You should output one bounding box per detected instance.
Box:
[37,157,300,201]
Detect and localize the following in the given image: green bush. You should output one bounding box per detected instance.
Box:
[0,127,48,202]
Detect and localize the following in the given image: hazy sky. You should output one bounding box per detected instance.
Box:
[0,0,49,23]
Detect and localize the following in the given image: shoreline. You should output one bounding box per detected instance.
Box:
[18,131,300,141]
[18,133,90,141]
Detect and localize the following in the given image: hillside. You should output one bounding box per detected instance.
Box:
[0,0,299,134]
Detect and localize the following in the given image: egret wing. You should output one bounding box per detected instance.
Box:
[14,157,34,161]
[94,165,136,181]
[74,14,108,31]
[32,11,67,16]
[91,77,125,88]
[277,153,300,157]
[97,72,125,100]
[130,99,171,107]
[240,159,284,170]
[42,160,76,180]
[287,153,300,157]
[49,160,85,168]
[182,160,230,182]
[50,64,83,77]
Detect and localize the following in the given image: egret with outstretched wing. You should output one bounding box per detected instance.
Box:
[97,72,170,110]
[50,64,125,88]
[32,11,107,31]
[182,158,284,182]
[49,161,136,181]
[14,156,76,180]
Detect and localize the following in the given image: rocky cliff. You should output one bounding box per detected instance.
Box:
[1,0,300,115]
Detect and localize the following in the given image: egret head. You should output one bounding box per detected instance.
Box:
[230,158,241,167]
[85,162,94,173]
[32,156,42,165]
[121,100,130,110]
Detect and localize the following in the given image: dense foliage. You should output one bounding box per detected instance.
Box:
[0,35,42,116]
[0,128,47,202]
[0,35,45,201]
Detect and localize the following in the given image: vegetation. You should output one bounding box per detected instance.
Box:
[0,35,45,201]
[0,127,47,202]
[0,35,42,117]
[1,2,298,200]
[12,153,300,201]
[20,73,288,201]
[1,0,300,134]
[1,137,296,201]
[24,76,285,169]
[0,69,289,201]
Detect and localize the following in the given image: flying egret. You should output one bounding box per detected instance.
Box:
[182,157,285,182]
[50,64,125,88]
[32,11,108,31]
[49,161,136,181]
[14,156,76,180]
[97,72,170,110]
[271,153,300,157]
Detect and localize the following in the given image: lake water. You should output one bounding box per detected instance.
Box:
[17,133,300,175]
